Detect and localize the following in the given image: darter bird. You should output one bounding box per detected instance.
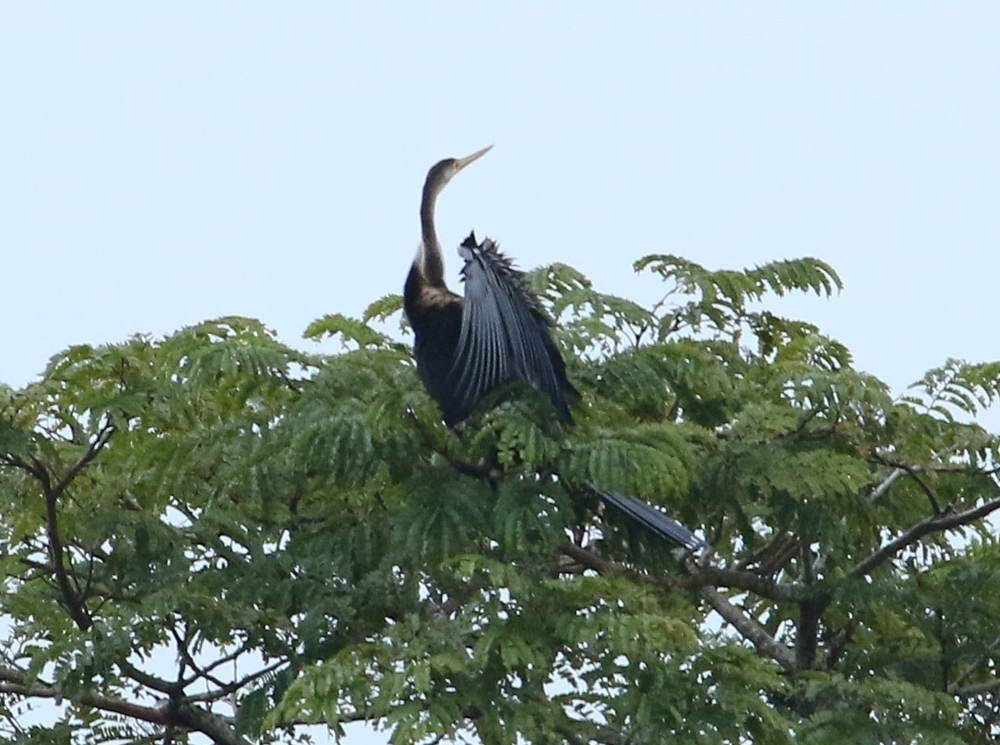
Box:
[403,146,701,551]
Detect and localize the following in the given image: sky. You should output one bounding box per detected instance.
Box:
[2,3,1000,742]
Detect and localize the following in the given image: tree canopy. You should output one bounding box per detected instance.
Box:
[2,252,999,744]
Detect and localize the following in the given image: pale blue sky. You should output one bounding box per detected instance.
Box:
[4,3,999,396]
[2,3,999,742]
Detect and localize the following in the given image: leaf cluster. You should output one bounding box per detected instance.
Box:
[1,256,999,744]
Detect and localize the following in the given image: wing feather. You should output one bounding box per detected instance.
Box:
[600,491,703,550]
[449,232,574,421]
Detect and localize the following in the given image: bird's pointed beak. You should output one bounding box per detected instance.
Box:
[454,145,493,173]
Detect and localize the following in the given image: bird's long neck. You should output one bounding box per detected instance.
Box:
[418,179,446,287]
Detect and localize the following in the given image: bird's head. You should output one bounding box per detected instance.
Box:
[424,145,493,197]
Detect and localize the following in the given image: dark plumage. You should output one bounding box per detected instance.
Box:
[403,148,701,551]
[403,148,577,426]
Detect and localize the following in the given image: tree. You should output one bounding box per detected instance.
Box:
[2,252,999,744]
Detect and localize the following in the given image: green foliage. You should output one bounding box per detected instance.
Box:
[304,312,389,347]
[2,253,999,744]
[363,293,406,324]
[634,254,842,340]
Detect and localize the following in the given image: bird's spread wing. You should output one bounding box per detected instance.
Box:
[450,232,569,419]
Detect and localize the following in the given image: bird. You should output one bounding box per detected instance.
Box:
[403,145,577,428]
[403,147,701,551]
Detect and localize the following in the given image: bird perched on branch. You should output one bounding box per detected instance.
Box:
[403,146,701,551]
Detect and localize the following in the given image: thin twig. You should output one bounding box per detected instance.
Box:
[868,467,905,504]
[948,635,1000,694]
[51,418,116,499]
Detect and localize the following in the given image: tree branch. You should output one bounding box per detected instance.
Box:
[559,542,614,576]
[0,680,172,724]
[29,420,118,632]
[559,543,809,602]
[186,660,288,703]
[0,451,48,482]
[700,587,796,671]
[42,469,91,630]
[681,564,808,603]
[733,531,789,570]
[897,464,943,515]
[851,496,1000,578]
[953,678,1000,698]
[868,467,905,504]
[0,665,249,745]
[948,635,1000,694]
[51,418,116,499]
[406,411,490,478]
[119,660,183,696]
[558,543,798,670]
[871,456,942,513]
[759,536,801,577]
[795,601,820,671]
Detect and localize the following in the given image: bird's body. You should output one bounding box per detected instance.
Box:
[403,147,577,426]
[403,271,465,423]
[403,147,700,550]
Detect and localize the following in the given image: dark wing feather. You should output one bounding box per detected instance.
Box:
[450,232,575,422]
[600,491,703,551]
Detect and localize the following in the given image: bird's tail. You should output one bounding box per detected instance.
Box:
[600,491,703,551]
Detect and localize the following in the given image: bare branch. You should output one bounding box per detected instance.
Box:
[119,660,184,696]
[197,641,253,677]
[559,542,615,576]
[700,587,796,671]
[51,418,116,499]
[0,451,49,482]
[20,419,119,632]
[559,543,809,603]
[868,467,905,504]
[759,536,801,577]
[0,665,250,745]
[43,469,91,630]
[871,456,942,513]
[734,531,790,570]
[187,660,288,704]
[171,627,232,691]
[0,679,171,725]
[897,464,943,514]
[681,564,808,603]
[851,496,1000,578]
